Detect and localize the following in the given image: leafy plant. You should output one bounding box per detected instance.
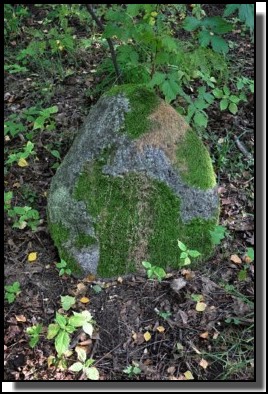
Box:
[4,281,21,303]
[4,120,26,139]
[7,205,40,230]
[177,240,201,267]
[142,261,166,282]
[4,191,13,211]
[32,105,58,131]
[224,4,254,34]
[5,141,36,167]
[123,364,142,377]
[56,259,72,276]
[225,317,241,325]
[26,324,43,348]
[212,86,245,114]
[210,225,228,245]
[47,310,95,356]
[156,310,172,320]
[236,76,254,94]
[4,64,28,74]
[183,15,233,54]
[69,347,99,380]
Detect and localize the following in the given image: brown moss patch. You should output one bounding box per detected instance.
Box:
[135,101,189,164]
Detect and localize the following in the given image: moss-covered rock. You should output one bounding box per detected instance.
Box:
[47,84,219,278]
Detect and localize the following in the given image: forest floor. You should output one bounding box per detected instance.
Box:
[4,5,254,381]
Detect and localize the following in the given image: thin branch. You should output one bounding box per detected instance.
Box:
[85,4,123,84]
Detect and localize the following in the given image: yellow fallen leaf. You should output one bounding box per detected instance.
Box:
[196,302,207,312]
[80,297,90,304]
[144,331,151,341]
[184,370,194,380]
[18,158,28,167]
[199,358,209,369]
[28,252,37,262]
[47,355,56,368]
[15,315,26,322]
[199,331,209,339]
[230,254,242,264]
[156,326,165,333]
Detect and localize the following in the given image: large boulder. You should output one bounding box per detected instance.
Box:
[47,85,219,278]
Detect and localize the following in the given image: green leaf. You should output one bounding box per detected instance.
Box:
[191,294,203,302]
[161,36,178,52]
[228,102,238,114]
[183,257,191,265]
[239,4,254,31]
[61,295,76,311]
[213,88,223,99]
[246,247,254,261]
[161,79,179,103]
[84,366,100,380]
[47,323,60,339]
[69,362,83,372]
[69,310,92,328]
[142,261,152,269]
[188,250,201,258]
[5,281,20,293]
[5,292,16,303]
[238,269,247,281]
[83,322,94,337]
[126,4,142,17]
[85,358,95,367]
[64,324,76,334]
[210,225,226,245]
[149,72,166,87]
[203,16,233,34]
[183,16,201,31]
[211,35,229,54]
[76,346,87,363]
[220,98,229,111]
[193,111,208,127]
[55,330,70,356]
[224,4,239,17]
[92,284,102,294]
[55,312,67,329]
[198,30,211,47]
[29,335,40,348]
[50,150,61,160]
[153,267,166,281]
[33,116,45,130]
[180,252,188,259]
[229,95,240,104]
[177,240,187,251]
[56,259,67,268]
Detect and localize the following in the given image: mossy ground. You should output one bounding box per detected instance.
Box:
[106,84,160,138]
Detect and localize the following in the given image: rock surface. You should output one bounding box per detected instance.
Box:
[47,85,219,278]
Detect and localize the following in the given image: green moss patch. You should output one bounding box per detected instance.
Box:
[74,233,96,249]
[176,128,216,190]
[106,84,160,138]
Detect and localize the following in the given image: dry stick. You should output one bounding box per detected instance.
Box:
[234,136,253,159]
[85,4,123,84]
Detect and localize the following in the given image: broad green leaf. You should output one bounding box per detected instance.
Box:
[126,4,142,17]
[180,252,188,259]
[212,88,223,99]
[178,240,187,251]
[5,293,16,303]
[29,335,40,348]
[211,35,229,54]
[203,16,233,34]
[161,80,178,103]
[85,358,95,367]
[92,284,102,294]
[239,4,254,31]
[149,72,166,87]
[83,322,94,337]
[220,98,229,111]
[224,4,239,17]
[81,310,93,321]
[238,269,247,281]
[183,16,201,31]
[6,281,20,293]
[223,86,230,96]
[55,312,67,329]
[210,225,226,245]
[229,102,238,114]
[69,362,83,372]
[142,261,152,269]
[154,267,166,281]
[193,111,208,127]
[75,346,87,363]
[61,295,76,311]
[188,250,201,258]
[84,366,100,380]
[33,116,45,130]
[50,150,61,160]
[47,323,60,339]
[55,330,70,356]
[65,324,76,334]
[183,257,191,265]
[147,269,153,279]
[229,95,240,104]
[161,36,178,52]
[198,30,211,47]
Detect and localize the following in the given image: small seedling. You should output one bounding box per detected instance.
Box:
[225,317,241,325]
[47,310,95,356]
[142,261,167,282]
[4,191,13,211]
[177,240,201,267]
[26,324,43,348]
[7,205,40,230]
[5,281,21,303]
[155,309,172,320]
[69,347,99,380]
[212,86,244,114]
[61,295,76,311]
[209,225,228,245]
[56,259,72,276]
[123,364,142,377]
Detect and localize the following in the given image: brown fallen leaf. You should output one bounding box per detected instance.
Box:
[230,254,242,264]
[199,331,209,339]
[15,315,27,322]
[199,358,209,369]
